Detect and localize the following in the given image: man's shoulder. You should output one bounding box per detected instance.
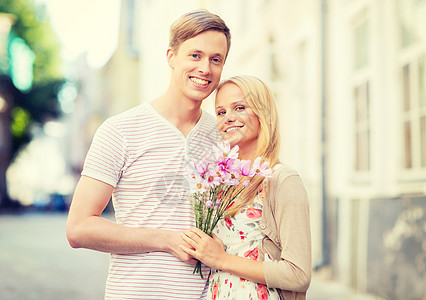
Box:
[200,109,218,129]
[201,109,215,120]
[95,103,153,137]
[197,110,220,140]
[108,103,149,123]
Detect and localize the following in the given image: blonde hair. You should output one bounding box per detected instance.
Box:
[169,9,231,59]
[216,75,281,216]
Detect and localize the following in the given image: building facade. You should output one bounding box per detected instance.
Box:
[326,1,425,298]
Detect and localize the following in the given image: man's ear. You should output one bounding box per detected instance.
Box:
[167,48,174,68]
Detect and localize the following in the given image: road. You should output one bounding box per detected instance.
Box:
[0,213,382,299]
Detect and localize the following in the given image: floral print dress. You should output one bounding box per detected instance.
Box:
[207,186,280,300]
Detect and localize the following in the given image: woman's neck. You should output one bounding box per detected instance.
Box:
[236,143,257,162]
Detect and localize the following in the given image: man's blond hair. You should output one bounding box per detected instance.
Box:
[169,9,231,59]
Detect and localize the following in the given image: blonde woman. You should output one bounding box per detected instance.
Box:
[181,75,311,299]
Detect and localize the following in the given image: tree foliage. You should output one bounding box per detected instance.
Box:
[0,0,64,154]
[0,0,63,82]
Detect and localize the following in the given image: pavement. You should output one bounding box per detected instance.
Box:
[0,213,384,300]
[308,271,383,300]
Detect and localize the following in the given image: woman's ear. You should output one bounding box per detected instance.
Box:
[167,48,174,68]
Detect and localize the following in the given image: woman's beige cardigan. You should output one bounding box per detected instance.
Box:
[258,164,312,300]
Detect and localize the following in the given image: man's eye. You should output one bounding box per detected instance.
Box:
[211,57,222,64]
[192,54,200,59]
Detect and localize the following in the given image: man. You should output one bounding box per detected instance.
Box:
[66,9,231,299]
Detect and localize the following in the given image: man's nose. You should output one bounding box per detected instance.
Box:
[198,58,211,74]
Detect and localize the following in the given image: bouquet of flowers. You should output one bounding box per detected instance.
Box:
[187,141,272,278]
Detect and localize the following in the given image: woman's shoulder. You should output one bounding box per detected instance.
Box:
[266,164,308,207]
[270,163,300,183]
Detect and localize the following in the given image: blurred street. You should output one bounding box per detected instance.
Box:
[0,213,382,300]
[0,213,109,300]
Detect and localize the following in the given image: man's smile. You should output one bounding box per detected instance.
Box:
[190,76,211,86]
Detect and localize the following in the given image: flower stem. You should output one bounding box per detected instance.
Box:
[193,260,203,279]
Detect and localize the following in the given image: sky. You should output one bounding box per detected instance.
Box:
[36,0,121,68]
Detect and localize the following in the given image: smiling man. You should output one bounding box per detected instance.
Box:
[66,10,231,300]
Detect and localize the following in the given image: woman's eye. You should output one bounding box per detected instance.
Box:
[217,111,225,116]
[235,106,245,111]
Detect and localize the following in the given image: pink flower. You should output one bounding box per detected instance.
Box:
[218,156,240,174]
[204,170,221,188]
[222,171,240,186]
[240,160,255,177]
[257,284,269,300]
[246,207,262,220]
[224,218,232,228]
[193,160,208,177]
[244,247,259,260]
[252,157,272,177]
[217,140,239,160]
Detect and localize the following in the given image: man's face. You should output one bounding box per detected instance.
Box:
[167,30,228,102]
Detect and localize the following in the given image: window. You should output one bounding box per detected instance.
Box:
[126,0,139,56]
[419,57,426,167]
[397,0,426,48]
[354,20,369,69]
[354,82,370,171]
[401,55,426,170]
[398,0,426,171]
[269,34,281,81]
[352,18,370,172]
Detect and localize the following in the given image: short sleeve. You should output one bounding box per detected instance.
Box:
[81,119,128,187]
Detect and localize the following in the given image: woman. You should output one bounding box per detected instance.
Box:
[181,76,311,299]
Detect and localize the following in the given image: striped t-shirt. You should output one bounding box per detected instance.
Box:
[82,102,220,299]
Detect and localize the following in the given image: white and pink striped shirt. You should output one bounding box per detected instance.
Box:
[82,102,220,299]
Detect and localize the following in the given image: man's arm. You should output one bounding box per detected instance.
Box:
[66,175,196,263]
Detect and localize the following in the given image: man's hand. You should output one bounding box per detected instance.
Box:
[163,230,198,264]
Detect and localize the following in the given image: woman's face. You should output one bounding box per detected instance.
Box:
[215,83,260,150]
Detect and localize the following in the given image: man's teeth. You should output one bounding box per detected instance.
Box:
[190,77,209,85]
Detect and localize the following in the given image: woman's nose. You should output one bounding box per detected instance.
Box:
[224,113,236,123]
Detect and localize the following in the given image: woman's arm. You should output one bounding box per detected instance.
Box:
[66,175,196,263]
[180,228,267,284]
[262,173,311,292]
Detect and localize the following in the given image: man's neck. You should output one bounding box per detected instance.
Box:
[150,91,203,137]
